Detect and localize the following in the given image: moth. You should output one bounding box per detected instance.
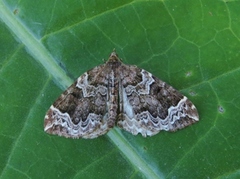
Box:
[44,51,199,139]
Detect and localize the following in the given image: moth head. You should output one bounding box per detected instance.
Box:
[108,50,122,63]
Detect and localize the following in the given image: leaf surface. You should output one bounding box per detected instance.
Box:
[1,0,240,178]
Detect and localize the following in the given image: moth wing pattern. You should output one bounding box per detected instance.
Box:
[44,51,199,139]
[117,64,199,137]
[44,64,114,139]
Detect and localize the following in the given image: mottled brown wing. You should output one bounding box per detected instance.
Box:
[44,64,114,139]
[117,64,199,137]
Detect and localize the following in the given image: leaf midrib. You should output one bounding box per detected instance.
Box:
[0,2,161,179]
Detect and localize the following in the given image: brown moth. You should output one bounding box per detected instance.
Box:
[44,51,199,139]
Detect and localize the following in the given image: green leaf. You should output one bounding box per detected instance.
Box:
[1,0,240,178]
